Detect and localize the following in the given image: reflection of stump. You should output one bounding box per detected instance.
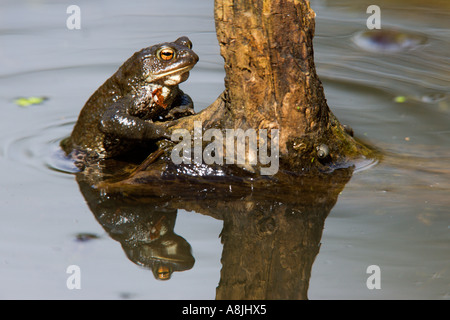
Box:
[77,144,352,297]
[213,171,351,300]
[217,204,324,300]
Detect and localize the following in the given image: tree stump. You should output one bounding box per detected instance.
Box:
[98,0,376,191]
[89,0,378,194]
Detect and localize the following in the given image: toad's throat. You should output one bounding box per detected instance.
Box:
[146,65,193,82]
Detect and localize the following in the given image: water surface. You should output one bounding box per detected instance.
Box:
[0,0,448,299]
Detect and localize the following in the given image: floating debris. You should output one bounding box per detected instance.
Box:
[394,96,407,103]
[14,96,48,107]
[74,232,100,242]
[421,93,447,104]
[353,29,427,53]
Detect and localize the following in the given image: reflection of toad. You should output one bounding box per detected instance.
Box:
[120,213,196,281]
[62,37,199,160]
[76,175,195,280]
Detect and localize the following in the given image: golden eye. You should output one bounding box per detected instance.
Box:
[156,266,171,280]
[158,48,175,61]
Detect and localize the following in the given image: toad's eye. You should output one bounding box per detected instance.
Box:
[157,48,175,61]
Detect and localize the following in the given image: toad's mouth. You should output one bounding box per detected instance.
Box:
[146,65,194,82]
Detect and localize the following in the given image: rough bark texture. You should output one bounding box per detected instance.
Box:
[214,0,324,153]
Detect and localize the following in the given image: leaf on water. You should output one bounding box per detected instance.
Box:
[14,96,48,107]
[394,96,407,103]
[74,232,100,242]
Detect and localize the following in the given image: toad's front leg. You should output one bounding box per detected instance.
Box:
[99,97,173,140]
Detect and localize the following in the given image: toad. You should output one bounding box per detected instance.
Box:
[61,36,199,160]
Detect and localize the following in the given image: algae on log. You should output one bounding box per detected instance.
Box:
[100,0,376,190]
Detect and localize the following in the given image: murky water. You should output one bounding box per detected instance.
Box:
[0,0,449,299]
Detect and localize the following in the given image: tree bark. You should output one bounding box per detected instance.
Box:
[214,0,324,154]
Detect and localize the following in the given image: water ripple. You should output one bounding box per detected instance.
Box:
[5,120,79,176]
[352,29,428,53]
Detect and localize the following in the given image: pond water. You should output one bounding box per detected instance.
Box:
[0,0,449,299]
